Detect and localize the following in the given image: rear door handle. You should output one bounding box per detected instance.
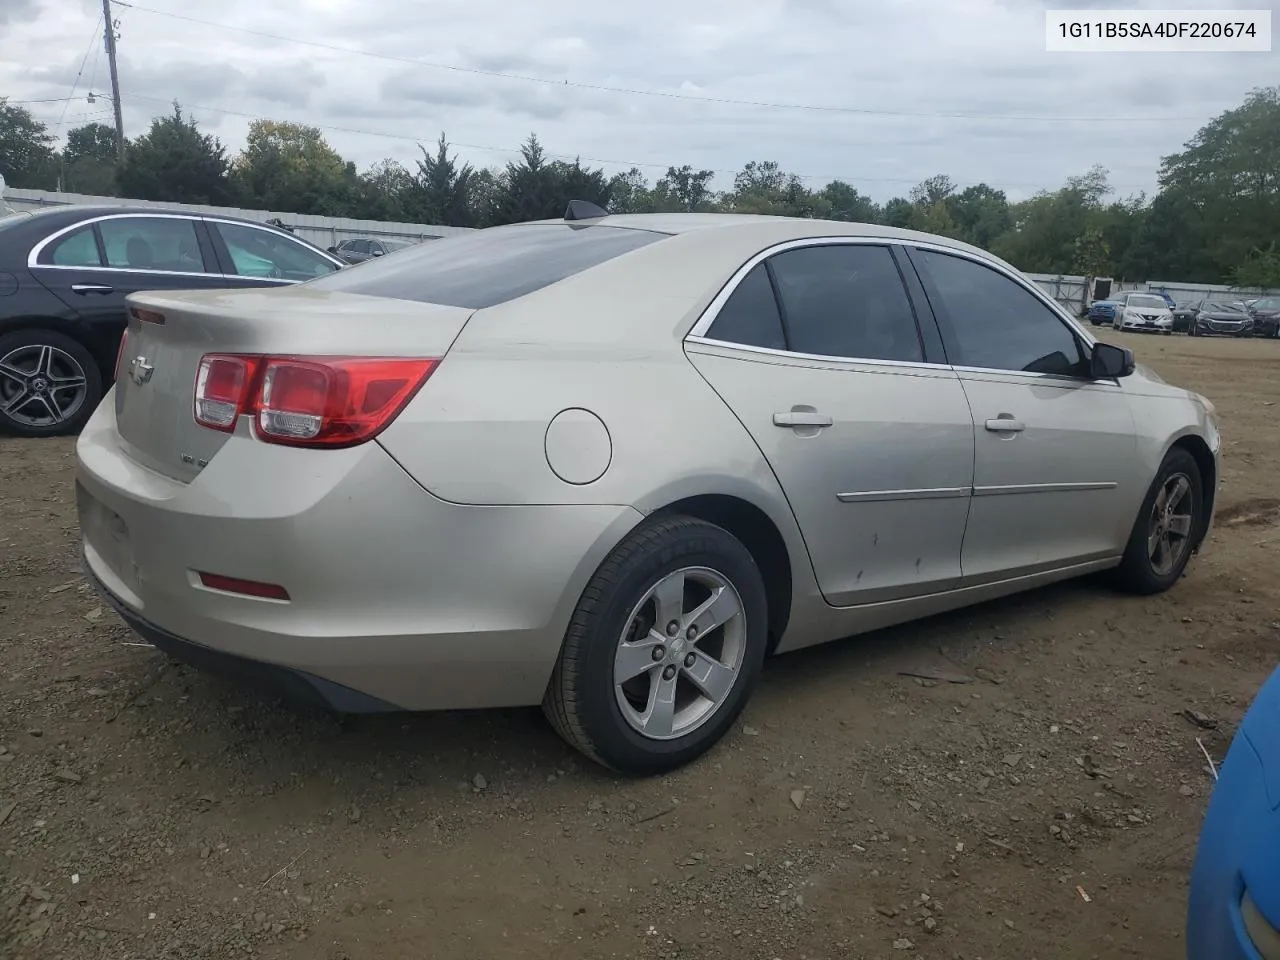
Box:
[985,417,1025,433]
[70,283,114,295]
[773,409,833,428]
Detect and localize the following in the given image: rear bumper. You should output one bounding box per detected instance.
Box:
[86,562,399,712]
[76,398,642,710]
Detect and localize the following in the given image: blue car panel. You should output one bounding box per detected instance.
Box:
[1188,666,1280,959]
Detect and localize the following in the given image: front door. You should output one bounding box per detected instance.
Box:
[906,246,1139,583]
[686,242,976,606]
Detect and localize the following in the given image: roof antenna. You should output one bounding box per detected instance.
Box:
[564,200,608,221]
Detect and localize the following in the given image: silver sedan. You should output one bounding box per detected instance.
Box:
[76,212,1221,774]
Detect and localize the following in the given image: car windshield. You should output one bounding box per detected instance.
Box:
[1253,297,1280,310]
[1127,295,1167,309]
[1203,301,1244,313]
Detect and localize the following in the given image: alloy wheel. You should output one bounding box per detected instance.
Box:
[613,566,746,741]
[0,343,90,429]
[1147,472,1195,577]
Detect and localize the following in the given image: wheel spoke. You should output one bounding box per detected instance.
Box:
[35,344,54,377]
[615,630,665,684]
[684,586,741,639]
[2,386,31,415]
[48,373,87,391]
[1168,514,1193,538]
[638,671,678,738]
[650,571,686,628]
[35,393,63,423]
[0,361,26,387]
[682,649,736,704]
[1166,476,1191,511]
[1146,522,1162,559]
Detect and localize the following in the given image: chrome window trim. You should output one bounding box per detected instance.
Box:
[684,234,1101,375]
[26,211,344,273]
[685,335,952,375]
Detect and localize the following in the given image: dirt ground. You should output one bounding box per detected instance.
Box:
[1,331,1277,960]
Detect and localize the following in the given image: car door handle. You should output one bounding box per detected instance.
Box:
[70,283,114,295]
[984,417,1025,433]
[773,409,833,428]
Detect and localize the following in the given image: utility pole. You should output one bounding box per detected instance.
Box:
[101,0,125,162]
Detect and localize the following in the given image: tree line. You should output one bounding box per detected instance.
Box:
[2,86,1277,288]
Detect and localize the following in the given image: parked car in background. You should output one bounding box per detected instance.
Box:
[1187,665,1280,960]
[76,211,1220,774]
[1115,291,1175,334]
[328,237,417,264]
[1246,297,1280,338]
[1191,301,1255,338]
[1087,298,1120,325]
[0,205,344,437]
[1171,299,1202,334]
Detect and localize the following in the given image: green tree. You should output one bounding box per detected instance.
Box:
[489,134,562,224]
[0,98,58,189]
[407,133,479,227]
[656,165,716,212]
[607,167,653,213]
[61,122,119,195]
[1233,242,1280,289]
[947,184,1011,249]
[353,159,414,222]
[1155,86,1280,283]
[882,196,914,228]
[232,119,353,215]
[991,166,1113,273]
[117,103,231,204]
[816,181,880,223]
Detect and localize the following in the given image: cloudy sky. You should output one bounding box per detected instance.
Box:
[2,0,1277,201]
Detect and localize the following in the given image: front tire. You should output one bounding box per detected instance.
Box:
[0,329,102,438]
[543,515,768,775]
[1111,448,1203,595]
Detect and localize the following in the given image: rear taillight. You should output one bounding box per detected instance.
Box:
[193,354,437,448]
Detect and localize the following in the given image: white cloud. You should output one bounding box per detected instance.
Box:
[1,0,1276,200]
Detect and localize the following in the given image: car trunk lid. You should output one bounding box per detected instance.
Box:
[113,287,474,482]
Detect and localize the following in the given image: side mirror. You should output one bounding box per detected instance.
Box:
[1091,341,1135,379]
[372,249,384,257]
[326,246,336,253]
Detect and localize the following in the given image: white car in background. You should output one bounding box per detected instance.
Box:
[1115,292,1174,334]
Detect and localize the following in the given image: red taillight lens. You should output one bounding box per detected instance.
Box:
[192,354,437,447]
[194,354,262,432]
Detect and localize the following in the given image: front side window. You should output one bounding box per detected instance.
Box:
[914,249,1087,377]
[705,263,786,350]
[766,244,923,363]
[43,225,102,267]
[98,217,208,273]
[214,222,340,281]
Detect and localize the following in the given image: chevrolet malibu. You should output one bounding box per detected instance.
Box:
[77,212,1221,774]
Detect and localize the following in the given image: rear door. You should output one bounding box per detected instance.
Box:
[29,213,227,367]
[686,240,975,606]
[205,219,343,286]
[904,245,1138,583]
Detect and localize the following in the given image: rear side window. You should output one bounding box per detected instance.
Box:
[306,224,666,309]
[44,225,103,267]
[98,217,207,273]
[705,264,786,350]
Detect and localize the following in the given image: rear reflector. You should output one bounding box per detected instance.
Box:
[197,572,290,601]
[193,354,438,448]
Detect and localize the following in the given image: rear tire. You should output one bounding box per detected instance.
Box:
[0,329,102,438]
[543,515,768,775]
[1111,448,1203,596]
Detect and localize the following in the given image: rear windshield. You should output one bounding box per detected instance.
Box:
[306,223,666,309]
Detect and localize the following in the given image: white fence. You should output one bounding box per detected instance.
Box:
[1,187,475,251]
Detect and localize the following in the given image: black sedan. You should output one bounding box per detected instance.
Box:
[1170,299,1202,334]
[0,205,344,437]
[1189,301,1254,338]
[1247,296,1280,338]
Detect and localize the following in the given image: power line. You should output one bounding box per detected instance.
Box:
[6,97,82,105]
[110,0,1202,124]
[53,16,104,137]
[118,91,1152,195]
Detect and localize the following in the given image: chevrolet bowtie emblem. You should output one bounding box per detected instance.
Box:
[128,356,154,386]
